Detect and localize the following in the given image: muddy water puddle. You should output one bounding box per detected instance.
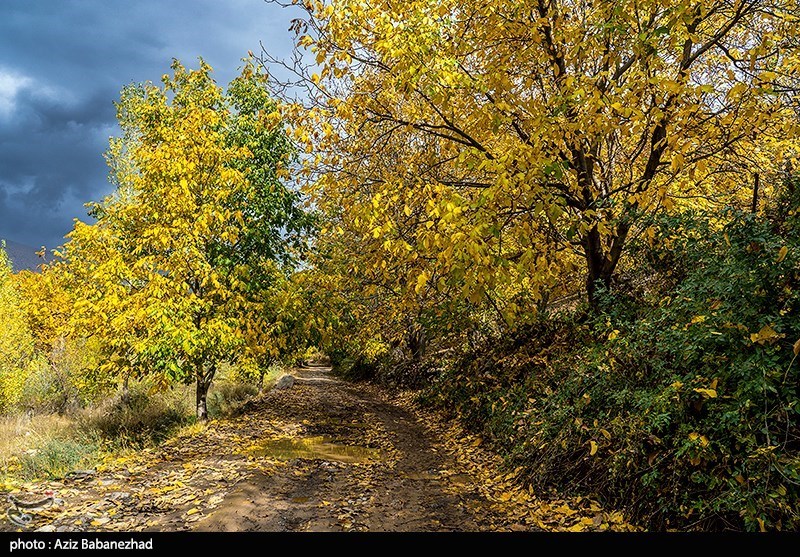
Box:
[247,436,382,464]
[404,471,475,485]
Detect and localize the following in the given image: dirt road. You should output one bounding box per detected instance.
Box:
[196,366,501,531]
[3,366,630,532]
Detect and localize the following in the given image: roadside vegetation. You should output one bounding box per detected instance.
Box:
[2,0,800,531]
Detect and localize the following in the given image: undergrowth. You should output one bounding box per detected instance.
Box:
[0,365,270,485]
[419,193,800,531]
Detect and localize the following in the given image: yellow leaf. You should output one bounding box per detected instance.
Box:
[670,152,685,172]
[186,507,200,515]
[794,338,800,356]
[776,246,788,263]
[589,440,598,456]
[693,388,717,399]
[750,324,783,345]
[607,330,619,340]
[757,517,766,532]
[415,271,429,294]
[599,429,611,440]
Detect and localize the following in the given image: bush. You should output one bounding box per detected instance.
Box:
[423,199,800,530]
[19,358,80,415]
[207,379,258,417]
[83,383,193,447]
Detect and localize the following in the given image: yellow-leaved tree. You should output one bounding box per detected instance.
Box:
[0,243,35,412]
[280,0,800,314]
[65,59,310,419]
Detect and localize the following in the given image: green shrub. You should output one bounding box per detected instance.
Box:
[424,197,800,530]
[18,436,98,480]
[19,358,80,415]
[17,337,113,415]
[207,380,258,417]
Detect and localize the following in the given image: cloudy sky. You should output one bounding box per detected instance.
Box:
[0,0,299,250]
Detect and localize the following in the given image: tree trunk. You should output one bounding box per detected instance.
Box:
[584,225,610,311]
[583,220,630,311]
[406,322,426,361]
[195,364,216,421]
[121,374,130,404]
[751,172,760,214]
[196,376,209,421]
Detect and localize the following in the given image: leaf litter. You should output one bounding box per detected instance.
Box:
[1,367,636,532]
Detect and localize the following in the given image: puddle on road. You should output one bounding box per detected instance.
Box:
[447,473,475,485]
[403,471,475,485]
[247,436,382,464]
[404,471,440,481]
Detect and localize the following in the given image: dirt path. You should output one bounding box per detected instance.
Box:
[196,366,494,532]
[2,366,633,532]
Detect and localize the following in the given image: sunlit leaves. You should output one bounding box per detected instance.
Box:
[63,60,306,416]
[0,246,35,411]
[285,0,800,319]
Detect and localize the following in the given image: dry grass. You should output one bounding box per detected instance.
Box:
[0,413,77,485]
[0,366,273,487]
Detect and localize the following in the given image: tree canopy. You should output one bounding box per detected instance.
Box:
[282,0,800,317]
[64,59,310,419]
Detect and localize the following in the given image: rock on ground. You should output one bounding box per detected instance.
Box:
[273,374,295,390]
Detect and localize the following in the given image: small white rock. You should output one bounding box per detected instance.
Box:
[274,375,295,390]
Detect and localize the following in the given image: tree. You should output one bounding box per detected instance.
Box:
[0,243,35,412]
[66,59,308,420]
[277,0,800,312]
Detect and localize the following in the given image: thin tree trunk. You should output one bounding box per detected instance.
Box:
[407,322,426,361]
[121,375,130,404]
[195,364,216,421]
[584,219,632,310]
[196,376,209,421]
[752,172,760,214]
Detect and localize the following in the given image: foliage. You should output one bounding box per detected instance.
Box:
[63,59,309,419]
[0,244,36,412]
[18,436,98,481]
[282,0,800,314]
[206,380,259,417]
[84,383,193,448]
[423,191,800,530]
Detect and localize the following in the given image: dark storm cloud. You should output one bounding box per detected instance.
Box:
[0,0,297,249]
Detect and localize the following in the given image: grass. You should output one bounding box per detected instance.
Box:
[18,436,98,480]
[0,413,75,486]
[259,363,286,390]
[0,364,276,486]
